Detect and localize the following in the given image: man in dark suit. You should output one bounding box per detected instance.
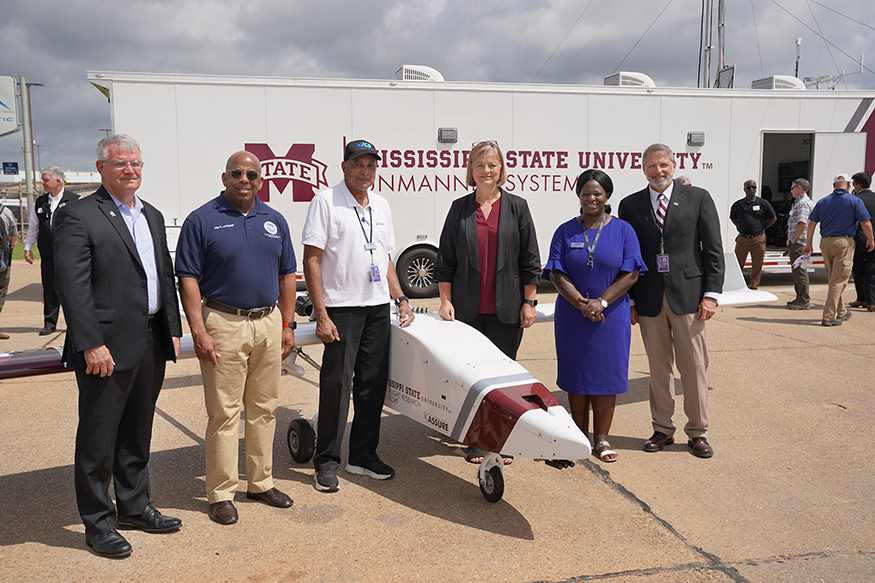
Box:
[617,143,724,459]
[54,134,183,558]
[23,166,79,335]
[850,172,875,311]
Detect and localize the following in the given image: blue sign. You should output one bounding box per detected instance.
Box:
[3,162,18,175]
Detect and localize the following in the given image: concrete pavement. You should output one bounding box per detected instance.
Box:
[1,260,873,582]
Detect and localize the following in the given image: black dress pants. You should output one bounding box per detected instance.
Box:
[40,256,60,327]
[313,304,390,473]
[74,319,166,534]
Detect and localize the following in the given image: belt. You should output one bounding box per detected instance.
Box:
[739,233,762,238]
[204,299,275,319]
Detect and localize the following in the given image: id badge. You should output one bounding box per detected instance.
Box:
[364,242,377,251]
[570,242,586,249]
[369,265,381,282]
[657,254,670,272]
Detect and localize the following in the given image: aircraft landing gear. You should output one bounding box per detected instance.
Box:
[477,452,505,503]
[287,418,316,463]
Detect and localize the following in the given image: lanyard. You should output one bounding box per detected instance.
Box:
[354,207,375,265]
[580,213,607,271]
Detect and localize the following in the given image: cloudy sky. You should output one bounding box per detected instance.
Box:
[1,0,874,173]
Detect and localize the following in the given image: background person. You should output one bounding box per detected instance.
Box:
[802,173,874,326]
[543,170,645,463]
[24,166,79,335]
[0,204,18,339]
[435,140,541,464]
[617,143,724,459]
[850,172,875,311]
[54,135,182,558]
[730,179,776,290]
[786,178,814,310]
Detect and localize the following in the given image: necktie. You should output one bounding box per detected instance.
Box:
[657,194,667,230]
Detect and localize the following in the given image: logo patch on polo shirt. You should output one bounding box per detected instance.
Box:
[263,221,278,235]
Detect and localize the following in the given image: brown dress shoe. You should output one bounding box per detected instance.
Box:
[688,437,713,458]
[0,332,9,340]
[208,501,238,525]
[643,431,675,452]
[246,487,293,508]
[849,301,868,308]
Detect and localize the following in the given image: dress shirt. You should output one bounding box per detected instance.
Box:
[109,193,160,314]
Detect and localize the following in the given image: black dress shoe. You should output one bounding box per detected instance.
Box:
[643,431,675,452]
[208,501,238,525]
[688,437,713,458]
[246,487,293,508]
[118,503,182,533]
[38,325,56,336]
[85,530,132,558]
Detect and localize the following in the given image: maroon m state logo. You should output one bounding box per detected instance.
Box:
[245,143,329,203]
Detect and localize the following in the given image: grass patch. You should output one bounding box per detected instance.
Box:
[12,242,39,261]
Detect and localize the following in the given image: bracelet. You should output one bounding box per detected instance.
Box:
[282,321,297,330]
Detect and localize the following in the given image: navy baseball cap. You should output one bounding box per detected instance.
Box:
[344,140,381,161]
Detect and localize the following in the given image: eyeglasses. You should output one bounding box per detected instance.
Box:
[230,169,259,181]
[744,185,757,190]
[108,161,144,170]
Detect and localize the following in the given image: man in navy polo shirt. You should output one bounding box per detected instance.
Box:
[802,173,874,326]
[177,151,297,525]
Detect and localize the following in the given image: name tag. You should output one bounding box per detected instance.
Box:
[752,205,760,211]
[657,254,670,272]
[570,242,586,249]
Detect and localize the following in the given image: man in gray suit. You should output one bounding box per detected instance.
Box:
[617,143,724,459]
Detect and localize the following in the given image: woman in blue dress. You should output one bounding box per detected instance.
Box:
[543,170,646,462]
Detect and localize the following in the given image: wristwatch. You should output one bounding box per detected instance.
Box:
[283,321,297,330]
[395,295,409,306]
[597,297,608,309]
[523,298,538,307]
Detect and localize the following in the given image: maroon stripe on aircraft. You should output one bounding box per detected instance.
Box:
[462,382,561,453]
[0,348,69,380]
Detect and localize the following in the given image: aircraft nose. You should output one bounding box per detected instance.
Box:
[551,421,592,460]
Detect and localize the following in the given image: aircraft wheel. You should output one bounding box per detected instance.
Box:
[479,465,504,503]
[287,418,315,463]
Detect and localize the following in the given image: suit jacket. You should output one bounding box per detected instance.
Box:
[53,186,182,370]
[34,188,80,259]
[435,189,541,324]
[617,183,724,317]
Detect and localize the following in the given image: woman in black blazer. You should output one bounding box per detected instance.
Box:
[435,140,541,463]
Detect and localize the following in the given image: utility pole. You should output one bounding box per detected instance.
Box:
[795,38,802,78]
[18,76,34,216]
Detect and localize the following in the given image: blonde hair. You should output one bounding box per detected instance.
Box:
[466,141,507,188]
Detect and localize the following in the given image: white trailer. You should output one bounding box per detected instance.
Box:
[87,68,875,297]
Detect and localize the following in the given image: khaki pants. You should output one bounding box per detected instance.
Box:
[201,306,282,503]
[819,236,854,322]
[735,233,766,290]
[638,293,710,439]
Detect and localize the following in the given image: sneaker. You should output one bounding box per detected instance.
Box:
[821,319,842,327]
[787,301,810,310]
[839,311,852,321]
[314,469,339,492]
[345,459,395,480]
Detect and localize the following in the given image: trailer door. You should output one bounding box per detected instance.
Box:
[811,132,867,198]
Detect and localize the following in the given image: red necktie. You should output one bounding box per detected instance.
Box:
[657,194,667,230]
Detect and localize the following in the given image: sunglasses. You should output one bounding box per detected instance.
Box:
[230,169,259,181]
[744,185,757,190]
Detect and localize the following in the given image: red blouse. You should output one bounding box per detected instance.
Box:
[476,196,501,314]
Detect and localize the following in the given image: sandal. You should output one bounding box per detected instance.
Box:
[594,441,618,463]
[501,454,514,465]
[465,446,485,464]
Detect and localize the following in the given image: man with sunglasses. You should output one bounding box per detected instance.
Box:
[54,134,183,558]
[177,151,297,525]
[730,179,776,290]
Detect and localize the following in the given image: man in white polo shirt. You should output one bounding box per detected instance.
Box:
[302,139,414,493]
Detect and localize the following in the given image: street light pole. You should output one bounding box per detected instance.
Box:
[18,77,34,216]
